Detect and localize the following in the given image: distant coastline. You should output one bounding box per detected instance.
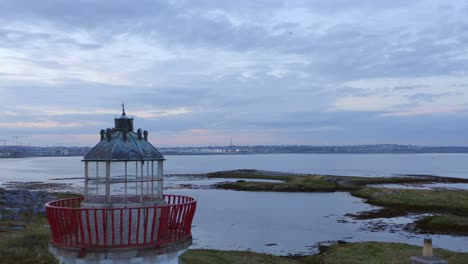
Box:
[160,144,468,154]
[1,144,468,158]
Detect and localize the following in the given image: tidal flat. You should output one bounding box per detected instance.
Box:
[2,169,468,263]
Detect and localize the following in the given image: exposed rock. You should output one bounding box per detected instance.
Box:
[0,186,73,222]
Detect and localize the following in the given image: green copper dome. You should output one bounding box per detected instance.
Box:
[83,107,164,161]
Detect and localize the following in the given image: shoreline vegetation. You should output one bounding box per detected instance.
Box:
[2,169,468,263]
[208,169,468,192]
[181,242,468,264]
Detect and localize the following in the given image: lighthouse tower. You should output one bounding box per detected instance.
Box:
[46,107,196,264]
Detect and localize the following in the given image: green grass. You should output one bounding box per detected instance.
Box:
[209,171,336,192]
[0,216,57,264]
[180,249,300,264]
[302,242,468,264]
[352,187,468,214]
[181,242,468,264]
[415,215,468,234]
[333,175,433,187]
[208,170,468,193]
[2,218,468,264]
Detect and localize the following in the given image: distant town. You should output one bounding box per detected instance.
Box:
[0,144,468,158]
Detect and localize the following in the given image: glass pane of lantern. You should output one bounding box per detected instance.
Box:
[157,161,163,180]
[143,162,151,181]
[143,180,151,197]
[109,182,126,203]
[87,161,96,178]
[85,161,107,202]
[110,162,126,183]
[152,180,160,199]
[126,161,138,182]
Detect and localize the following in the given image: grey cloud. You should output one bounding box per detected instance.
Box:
[173,0,418,13]
[0,0,173,26]
[392,85,428,92]
[408,93,438,103]
[0,0,467,146]
[319,87,372,98]
[0,28,101,51]
[2,0,468,83]
[408,92,464,103]
[123,88,213,109]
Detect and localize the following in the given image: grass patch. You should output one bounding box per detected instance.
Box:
[181,242,468,264]
[352,187,468,215]
[415,215,468,235]
[333,175,432,188]
[209,171,336,192]
[180,249,300,264]
[302,242,468,264]
[208,170,468,193]
[0,215,57,264]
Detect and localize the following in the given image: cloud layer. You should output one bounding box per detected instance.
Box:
[0,0,467,146]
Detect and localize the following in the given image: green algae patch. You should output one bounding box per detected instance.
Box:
[302,242,468,264]
[180,249,301,264]
[352,187,468,214]
[415,215,468,235]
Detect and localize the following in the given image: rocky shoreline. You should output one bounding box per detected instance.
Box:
[0,189,51,225]
[0,182,79,225]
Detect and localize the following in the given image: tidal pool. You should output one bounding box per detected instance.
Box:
[169,189,468,255]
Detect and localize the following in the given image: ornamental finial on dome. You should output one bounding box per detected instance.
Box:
[115,104,134,131]
[121,103,126,117]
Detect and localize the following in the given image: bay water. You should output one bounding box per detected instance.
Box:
[1,154,467,255]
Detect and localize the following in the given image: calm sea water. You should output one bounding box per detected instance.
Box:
[165,153,468,178]
[0,153,467,185]
[1,154,467,254]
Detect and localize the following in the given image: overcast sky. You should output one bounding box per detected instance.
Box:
[0,0,467,147]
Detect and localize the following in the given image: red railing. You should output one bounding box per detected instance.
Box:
[46,195,196,250]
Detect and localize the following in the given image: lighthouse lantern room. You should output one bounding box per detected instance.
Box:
[83,106,164,206]
[46,107,196,264]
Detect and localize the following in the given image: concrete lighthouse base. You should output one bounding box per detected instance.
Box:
[49,239,192,264]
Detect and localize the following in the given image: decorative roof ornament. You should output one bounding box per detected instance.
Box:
[84,107,163,161]
[121,103,126,117]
